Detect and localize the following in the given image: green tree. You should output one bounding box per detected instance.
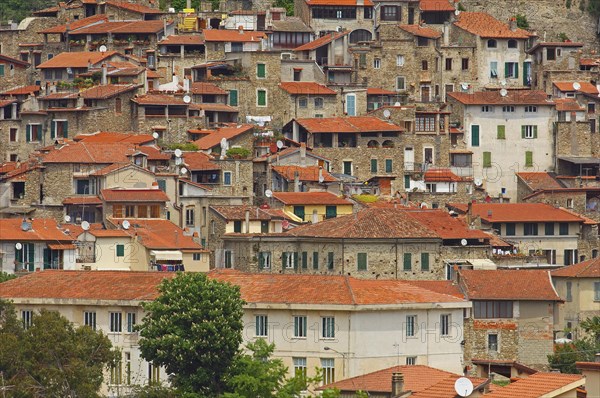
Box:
[580,316,600,342]
[548,317,600,375]
[0,272,16,283]
[514,14,529,29]
[0,301,119,397]
[272,0,294,15]
[138,273,245,396]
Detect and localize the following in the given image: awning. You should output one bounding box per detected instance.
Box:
[48,243,76,250]
[150,250,183,261]
[468,258,497,270]
[557,156,600,164]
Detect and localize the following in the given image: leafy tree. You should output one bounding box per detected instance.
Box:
[580,316,600,343]
[138,273,245,396]
[548,317,600,374]
[589,0,600,15]
[0,0,56,22]
[0,301,119,397]
[514,14,529,29]
[273,0,294,16]
[0,272,16,283]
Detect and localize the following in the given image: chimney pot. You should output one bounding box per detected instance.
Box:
[391,372,404,396]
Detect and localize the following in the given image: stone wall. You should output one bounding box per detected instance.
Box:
[555,120,598,157]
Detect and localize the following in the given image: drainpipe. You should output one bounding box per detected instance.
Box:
[245,209,250,233]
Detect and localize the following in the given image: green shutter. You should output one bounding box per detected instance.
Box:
[497,125,505,139]
[282,252,288,270]
[385,159,393,172]
[27,243,34,271]
[325,206,337,219]
[313,251,319,269]
[404,175,410,189]
[327,252,334,270]
[293,252,299,270]
[301,252,308,269]
[514,63,519,78]
[357,253,367,271]
[370,159,377,173]
[116,244,125,257]
[257,63,265,78]
[403,253,412,271]
[257,90,266,106]
[157,180,166,191]
[51,121,56,139]
[504,62,510,78]
[533,125,538,138]
[0,65,4,76]
[15,247,23,267]
[43,248,51,269]
[471,125,480,146]
[259,252,265,269]
[525,151,533,167]
[229,90,238,106]
[26,124,31,142]
[293,206,305,220]
[421,252,430,271]
[521,126,526,138]
[63,120,68,138]
[483,152,492,167]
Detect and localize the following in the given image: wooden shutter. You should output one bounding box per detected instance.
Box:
[293,252,298,270]
[357,253,367,270]
[471,125,480,146]
[403,253,412,271]
[313,252,319,269]
[525,151,533,167]
[301,252,307,269]
[259,252,265,269]
[257,63,265,78]
[483,152,492,167]
[116,244,125,257]
[421,252,430,271]
[282,252,288,269]
[27,243,35,271]
[504,62,510,78]
[51,120,56,139]
[26,124,31,142]
[385,159,393,172]
[497,125,505,139]
[229,90,238,106]
[521,126,526,138]
[370,159,377,173]
[514,63,519,78]
[63,120,68,138]
[533,125,538,138]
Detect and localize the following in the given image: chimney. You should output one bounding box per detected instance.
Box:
[466,202,472,226]
[318,166,324,183]
[391,372,405,396]
[443,21,450,46]
[509,17,517,31]
[294,171,300,192]
[300,143,306,166]
[238,25,244,34]
[245,209,250,233]
[101,63,108,85]
[312,209,318,224]
[152,181,159,189]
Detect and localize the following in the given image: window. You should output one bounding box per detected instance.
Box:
[257,89,267,106]
[9,128,17,142]
[381,5,400,21]
[327,252,334,270]
[508,39,517,49]
[422,60,428,70]
[445,58,452,71]
[503,106,515,113]
[314,97,324,109]
[293,357,307,381]
[440,314,450,336]
[148,363,160,384]
[364,6,373,18]
[594,282,600,301]
[406,315,416,337]
[524,223,538,236]
[505,223,516,236]
[492,223,502,234]
[525,151,533,167]
[488,334,498,351]
[370,158,378,172]
[373,58,381,69]
[0,64,5,77]
[495,125,505,139]
[282,252,298,269]
[229,89,238,106]
[417,36,428,46]
[396,76,406,90]
[357,252,367,271]
[473,301,514,318]
[293,68,302,81]
[482,106,494,113]
[403,253,412,271]
[84,311,96,330]
[125,352,131,385]
[111,361,123,385]
[126,312,136,333]
[591,119,597,134]
[22,310,33,330]
[322,316,335,338]
[421,252,430,271]
[233,221,242,234]
[483,152,492,168]
[110,312,122,333]
[224,250,233,268]
[546,48,556,60]
[258,252,271,269]
[343,161,352,175]
[462,58,469,70]
[26,124,41,142]
[255,315,268,336]
[416,115,436,132]
[231,42,243,52]
[545,222,555,235]
[396,55,405,66]
[293,206,305,220]
[186,208,195,226]
[115,97,122,113]
[566,281,572,302]
[471,125,480,146]
[294,316,307,338]
[321,358,335,385]
[223,171,232,186]
[385,159,393,172]
[116,244,125,257]
[487,39,497,48]
[406,357,417,365]
[559,222,569,235]
[505,62,519,78]
[312,6,356,19]
[525,106,537,112]
[298,97,308,108]
[522,125,537,139]
[490,61,498,78]
[193,253,202,261]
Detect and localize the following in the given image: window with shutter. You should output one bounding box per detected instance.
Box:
[421,252,430,271]
[497,125,505,139]
[385,159,393,172]
[229,89,238,106]
[370,158,377,173]
[257,63,266,78]
[525,151,533,167]
[116,244,125,257]
[301,252,307,269]
[327,252,334,270]
[257,89,267,106]
[313,251,319,269]
[483,152,492,167]
[403,253,412,271]
[51,120,56,139]
[471,125,480,146]
[357,253,367,270]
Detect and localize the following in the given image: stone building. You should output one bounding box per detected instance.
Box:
[457,269,562,370]
[293,0,376,37]
[35,51,128,85]
[278,82,339,120]
[0,54,32,91]
[526,42,589,93]
[270,191,353,222]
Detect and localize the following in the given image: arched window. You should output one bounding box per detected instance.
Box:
[367,140,380,148]
[487,39,497,48]
[508,39,518,49]
[382,140,395,148]
[349,29,372,44]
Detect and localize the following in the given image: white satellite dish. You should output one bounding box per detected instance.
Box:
[15,242,22,250]
[461,83,469,91]
[174,148,183,158]
[21,221,31,231]
[265,189,273,198]
[420,202,428,209]
[81,221,90,231]
[152,132,159,139]
[573,82,581,91]
[98,45,107,53]
[500,80,507,87]
[180,167,188,175]
[500,88,508,97]
[318,175,325,183]
[394,102,401,106]
[183,95,191,104]
[276,140,284,149]
[122,220,130,230]
[383,109,391,118]
[175,157,183,165]
[461,238,468,246]
[454,377,474,397]
[474,178,483,187]
[64,215,71,223]
[455,9,461,16]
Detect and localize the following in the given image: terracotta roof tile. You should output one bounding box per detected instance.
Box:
[448,90,553,105]
[71,20,167,35]
[423,168,462,182]
[100,188,169,202]
[192,124,253,150]
[516,172,564,191]
[0,271,173,301]
[190,82,227,95]
[0,99,17,108]
[483,372,583,398]
[454,12,532,39]
[62,195,103,205]
[552,257,600,278]
[42,142,136,164]
[272,165,337,182]
[73,131,155,144]
[279,82,337,95]
[404,210,491,241]
[0,54,30,67]
[295,116,403,133]
[367,87,397,95]
[132,94,187,105]
[273,191,352,206]
[79,84,138,99]
[182,152,220,171]
[419,0,455,12]
[105,0,164,14]
[39,14,108,34]
[1,85,40,96]
[554,98,585,112]
[37,51,120,69]
[294,31,348,51]
[580,58,600,67]
[399,24,442,39]
[160,34,204,45]
[121,219,203,250]
[448,203,584,223]
[527,41,584,54]
[553,81,599,94]
[459,269,562,301]
[202,29,266,42]
[270,18,312,32]
[305,0,374,6]
[0,218,72,242]
[194,103,238,112]
[210,205,275,221]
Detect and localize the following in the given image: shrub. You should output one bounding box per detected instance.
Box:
[226,147,251,159]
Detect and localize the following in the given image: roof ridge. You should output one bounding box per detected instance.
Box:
[345,275,357,305]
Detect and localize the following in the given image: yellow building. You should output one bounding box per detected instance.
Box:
[272,191,353,222]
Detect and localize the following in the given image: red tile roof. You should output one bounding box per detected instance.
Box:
[1,85,40,96]
[192,124,254,150]
[80,84,138,99]
[210,269,466,305]
[132,94,188,105]
[272,165,337,182]
[194,103,238,112]
[482,372,583,398]
[400,24,442,39]
[121,219,203,250]
[202,29,266,42]
[448,203,585,223]
[73,131,155,144]
[580,58,600,67]
[279,82,337,95]
[527,41,584,53]
[39,14,108,34]
[448,90,553,105]
[62,196,103,205]
[71,20,167,35]
[0,218,73,242]
[0,271,173,301]
[105,0,164,14]
[89,229,131,237]
[273,191,352,206]
[100,188,169,202]
[0,54,30,67]
[182,152,221,170]
[423,168,462,182]
[553,81,599,94]
[516,172,564,191]
[42,142,136,164]
[190,82,227,95]
[210,205,275,221]
[37,51,120,69]
[305,0,374,6]
[554,98,585,112]
[404,210,491,241]
[420,0,455,12]
[454,12,532,39]
[367,87,397,95]
[160,34,204,45]
[552,257,600,278]
[294,31,348,51]
[295,116,403,133]
[320,365,481,394]
[0,99,17,108]
[458,269,562,301]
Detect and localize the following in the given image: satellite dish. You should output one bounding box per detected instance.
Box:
[454,377,474,397]
[98,45,107,53]
[152,132,159,139]
[175,157,183,165]
[461,238,468,246]
[394,102,401,106]
[21,221,31,231]
[174,148,183,158]
[461,83,469,90]
[455,9,461,16]
[573,82,581,91]
[318,175,325,183]
[122,220,130,230]
[420,202,428,209]
[180,167,188,175]
[265,189,273,198]
[383,109,391,118]
[81,221,90,231]
[276,140,284,149]
[500,80,507,87]
[15,242,22,250]
[500,88,508,97]
[64,215,71,223]
[474,178,483,187]
[183,95,191,104]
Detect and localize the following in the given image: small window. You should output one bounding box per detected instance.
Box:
[110,312,122,333]
[445,58,452,71]
[566,281,572,302]
[422,60,428,71]
[406,357,417,365]
[396,76,406,90]
[322,316,335,338]
[421,252,430,271]
[487,39,497,48]
[385,159,393,172]
[508,39,517,49]
[547,48,556,61]
[115,97,122,113]
[483,152,492,168]
[525,106,537,112]
[293,68,301,81]
[126,312,136,333]
[373,58,381,69]
[403,252,412,271]
[545,222,555,235]
[255,315,268,336]
[193,253,202,261]
[327,252,334,270]
[490,61,498,78]
[294,316,307,338]
[314,97,324,109]
[406,315,416,337]
[566,198,574,208]
[440,314,450,336]
[370,158,378,172]
[505,223,516,236]
[233,220,242,233]
[9,128,17,142]
[594,282,600,301]
[481,106,494,113]
[256,63,266,78]
[223,171,232,185]
[417,36,428,46]
[258,251,271,269]
[462,58,469,70]
[257,89,267,106]
[22,310,33,330]
[503,106,515,112]
[298,97,308,108]
[396,55,405,66]
[84,311,97,330]
[116,244,125,257]
[559,222,569,235]
[497,125,505,139]
[488,333,498,351]
[522,125,537,139]
[357,252,367,271]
